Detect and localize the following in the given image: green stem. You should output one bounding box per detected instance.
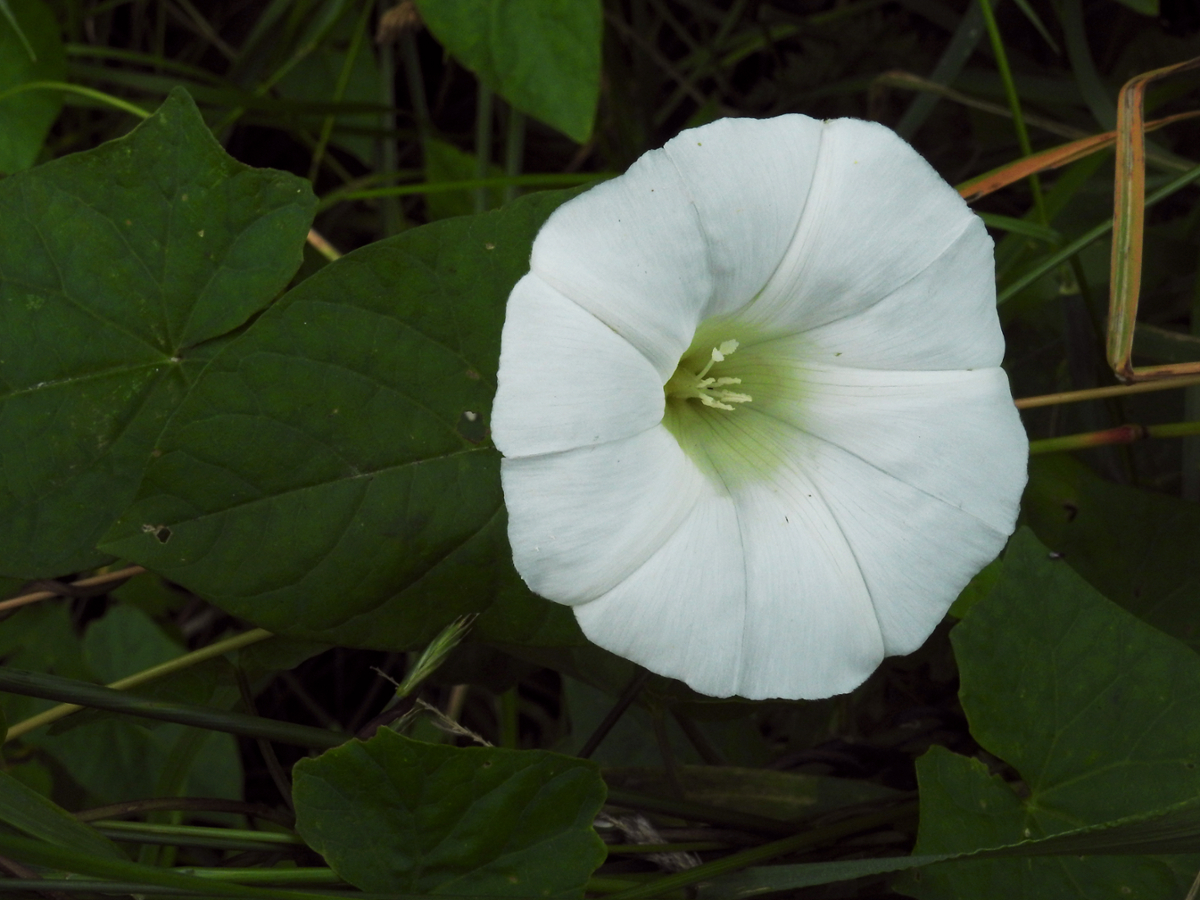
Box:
[1017,374,1200,409]
[176,869,341,885]
[378,1,403,237]
[307,0,373,182]
[0,667,344,749]
[474,86,494,213]
[1029,421,1200,455]
[318,172,610,211]
[400,27,430,136]
[237,668,295,810]
[0,81,150,118]
[604,803,918,900]
[1149,422,1200,438]
[0,881,206,896]
[977,0,1047,223]
[95,820,303,848]
[76,797,292,827]
[588,876,682,897]
[5,628,273,741]
[503,106,526,205]
[999,160,1200,303]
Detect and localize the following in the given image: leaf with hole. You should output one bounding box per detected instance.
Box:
[1023,455,1200,650]
[0,87,316,576]
[101,189,581,650]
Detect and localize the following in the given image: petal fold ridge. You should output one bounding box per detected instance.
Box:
[492,274,665,458]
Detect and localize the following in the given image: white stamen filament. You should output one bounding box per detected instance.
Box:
[666,339,752,411]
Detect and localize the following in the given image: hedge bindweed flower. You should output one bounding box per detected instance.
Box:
[491,115,1028,700]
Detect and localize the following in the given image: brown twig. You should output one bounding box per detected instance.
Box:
[0,566,145,614]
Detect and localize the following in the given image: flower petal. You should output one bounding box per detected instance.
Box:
[530,150,712,379]
[491,274,665,458]
[661,115,823,320]
[731,358,1027,533]
[502,426,706,603]
[576,410,886,700]
[727,455,887,700]
[740,118,980,337]
[573,490,748,697]
[796,434,1011,655]
[798,218,1002,370]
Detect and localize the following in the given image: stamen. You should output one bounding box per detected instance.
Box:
[665,339,752,411]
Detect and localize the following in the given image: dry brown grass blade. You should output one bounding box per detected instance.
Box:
[956,110,1200,203]
[1108,54,1200,382]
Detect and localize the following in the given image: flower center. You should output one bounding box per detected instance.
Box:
[664,339,752,411]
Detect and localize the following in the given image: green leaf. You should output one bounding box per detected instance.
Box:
[101,189,576,651]
[22,607,244,805]
[0,770,123,860]
[0,0,65,173]
[37,717,242,807]
[82,604,183,684]
[0,87,316,576]
[292,729,607,896]
[472,578,585,647]
[947,555,1003,619]
[413,0,601,143]
[900,528,1200,898]
[1024,455,1200,649]
[424,136,505,220]
[0,602,88,728]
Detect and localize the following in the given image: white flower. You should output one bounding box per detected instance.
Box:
[491,115,1028,700]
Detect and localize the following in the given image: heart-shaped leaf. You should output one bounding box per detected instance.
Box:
[413,0,601,143]
[900,528,1200,898]
[0,87,315,575]
[101,189,582,649]
[293,730,607,897]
